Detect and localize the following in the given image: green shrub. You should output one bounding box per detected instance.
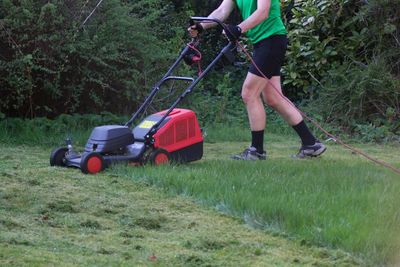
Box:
[312,58,400,142]
[282,0,371,99]
[281,0,400,141]
[0,0,187,117]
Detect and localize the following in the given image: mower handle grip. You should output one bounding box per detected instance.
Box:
[190,17,229,33]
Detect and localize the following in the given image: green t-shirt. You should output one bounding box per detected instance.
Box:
[235,0,287,44]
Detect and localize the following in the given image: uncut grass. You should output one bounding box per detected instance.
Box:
[114,138,400,265]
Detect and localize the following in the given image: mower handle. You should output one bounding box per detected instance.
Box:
[190,17,230,34]
[125,18,236,129]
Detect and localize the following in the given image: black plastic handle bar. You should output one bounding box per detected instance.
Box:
[161,76,194,84]
[190,17,229,33]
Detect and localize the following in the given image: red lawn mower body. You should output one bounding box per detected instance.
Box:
[148,109,203,160]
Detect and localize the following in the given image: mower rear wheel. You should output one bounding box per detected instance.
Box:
[80,152,105,174]
[149,148,171,165]
[50,147,68,166]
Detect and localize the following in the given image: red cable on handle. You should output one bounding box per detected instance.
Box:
[188,43,203,76]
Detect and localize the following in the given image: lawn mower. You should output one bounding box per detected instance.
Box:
[49,17,237,174]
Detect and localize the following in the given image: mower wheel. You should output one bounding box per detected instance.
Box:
[50,147,68,167]
[80,152,105,174]
[149,148,171,165]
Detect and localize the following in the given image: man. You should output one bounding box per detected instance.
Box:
[189,0,326,160]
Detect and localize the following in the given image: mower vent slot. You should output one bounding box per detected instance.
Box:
[188,117,195,138]
[175,120,187,142]
[159,126,174,146]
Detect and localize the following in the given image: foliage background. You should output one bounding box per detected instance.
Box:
[0,0,399,141]
[1,1,399,264]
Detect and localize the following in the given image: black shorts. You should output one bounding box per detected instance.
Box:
[248,35,288,79]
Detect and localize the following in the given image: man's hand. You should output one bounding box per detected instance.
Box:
[187,22,204,38]
[223,24,242,42]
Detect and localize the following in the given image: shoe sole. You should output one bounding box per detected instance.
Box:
[231,156,266,161]
[309,146,327,157]
[292,145,327,159]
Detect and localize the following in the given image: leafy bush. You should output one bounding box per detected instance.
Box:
[312,58,400,142]
[282,0,371,99]
[0,0,187,117]
[281,0,400,141]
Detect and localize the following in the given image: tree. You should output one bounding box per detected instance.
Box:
[0,0,184,117]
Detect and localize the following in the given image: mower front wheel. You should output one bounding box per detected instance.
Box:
[149,148,171,165]
[80,152,105,174]
[50,147,68,167]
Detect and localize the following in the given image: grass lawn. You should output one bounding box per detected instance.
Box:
[1,129,399,266]
[0,142,362,266]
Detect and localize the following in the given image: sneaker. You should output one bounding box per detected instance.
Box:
[231,146,266,161]
[295,140,327,158]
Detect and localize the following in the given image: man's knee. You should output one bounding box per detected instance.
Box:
[241,83,258,105]
[264,94,281,109]
[241,91,251,105]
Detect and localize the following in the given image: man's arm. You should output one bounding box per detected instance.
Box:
[201,0,236,29]
[188,0,236,37]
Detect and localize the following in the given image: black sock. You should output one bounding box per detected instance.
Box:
[251,130,264,153]
[292,120,316,146]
